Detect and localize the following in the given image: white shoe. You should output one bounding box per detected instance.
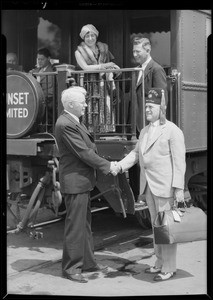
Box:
[153,272,175,281]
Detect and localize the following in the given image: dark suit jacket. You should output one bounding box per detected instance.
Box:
[33,64,55,98]
[136,59,167,131]
[55,111,111,194]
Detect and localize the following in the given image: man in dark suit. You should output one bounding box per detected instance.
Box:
[133,36,167,134]
[30,48,55,98]
[30,48,55,125]
[55,86,117,283]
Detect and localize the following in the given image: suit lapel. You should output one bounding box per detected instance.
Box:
[141,127,149,155]
[136,64,142,88]
[144,123,166,152]
[136,59,153,89]
[63,111,93,138]
[39,64,53,83]
[78,122,92,137]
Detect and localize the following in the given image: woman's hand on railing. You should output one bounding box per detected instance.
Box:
[101,63,121,78]
[101,62,116,69]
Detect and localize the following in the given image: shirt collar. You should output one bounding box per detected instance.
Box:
[64,109,80,123]
[150,119,160,127]
[39,65,50,72]
[142,56,152,70]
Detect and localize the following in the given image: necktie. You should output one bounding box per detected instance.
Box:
[137,66,143,84]
[37,68,44,83]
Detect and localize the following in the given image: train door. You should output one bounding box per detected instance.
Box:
[170,10,209,152]
[170,10,210,211]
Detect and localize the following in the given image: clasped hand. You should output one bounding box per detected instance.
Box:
[110,161,121,176]
[174,188,184,203]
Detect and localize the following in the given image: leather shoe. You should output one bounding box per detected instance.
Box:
[153,272,175,281]
[145,266,161,274]
[83,264,108,272]
[62,273,88,283]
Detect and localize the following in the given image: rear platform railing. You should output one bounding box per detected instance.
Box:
[32,71,58,134]
[33,67,179,138]
[66,68,144,140]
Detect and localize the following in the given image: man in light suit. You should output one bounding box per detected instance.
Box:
[113,88,186,281]
[129,36,168,200]
[55,86,117,283]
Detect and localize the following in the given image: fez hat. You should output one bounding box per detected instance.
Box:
[146,88,167,124]
[146,88,164,105]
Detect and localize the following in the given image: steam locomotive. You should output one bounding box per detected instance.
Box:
[5,9,209,232]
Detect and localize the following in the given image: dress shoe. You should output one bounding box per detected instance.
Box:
[153,272,175,281]
[83,264,108,272]
[62,273,88,283]
[145,266,161,274]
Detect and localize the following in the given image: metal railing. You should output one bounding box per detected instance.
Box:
[32,71,58,133]
[33,68,180,138]
[65,67,144,140]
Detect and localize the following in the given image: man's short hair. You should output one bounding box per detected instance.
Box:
[61,86,87,109]
[37,48,51,58]
[133,36,151,51]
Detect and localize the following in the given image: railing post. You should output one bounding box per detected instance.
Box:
[142,70,146,129]
[131,71,137,140]
[79,73,84,87]
[55,69,67,116]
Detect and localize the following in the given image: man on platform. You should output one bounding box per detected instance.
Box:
[112,88,186,281]
[55,86,118,283]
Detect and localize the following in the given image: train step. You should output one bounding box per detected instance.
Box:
[134,203,148,211]
[91,206,110,213]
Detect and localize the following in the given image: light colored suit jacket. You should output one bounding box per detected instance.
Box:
[119,120,186,198]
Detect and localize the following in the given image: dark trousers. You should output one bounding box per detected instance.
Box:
[62,192,97,275]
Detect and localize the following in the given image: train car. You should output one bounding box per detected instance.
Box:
[4,9,210,231]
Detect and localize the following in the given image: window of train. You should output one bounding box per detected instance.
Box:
[37,17,61,63]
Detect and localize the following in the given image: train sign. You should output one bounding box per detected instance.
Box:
[7,71,45,138]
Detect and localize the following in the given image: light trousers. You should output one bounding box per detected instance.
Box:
[145,185,177,273]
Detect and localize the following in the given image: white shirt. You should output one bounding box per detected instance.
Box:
[137,56,152,84]
[148,119,160,140]
[37,66,48,83]
[64,109,79,123]
[143,119,160,154]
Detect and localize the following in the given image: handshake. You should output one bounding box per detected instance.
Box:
[110,161,122,176]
